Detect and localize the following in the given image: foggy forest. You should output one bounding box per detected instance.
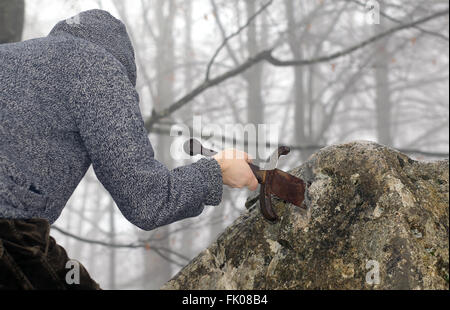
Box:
[1,0,448,290]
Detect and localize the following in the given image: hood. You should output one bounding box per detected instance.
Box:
[49,9,137,86]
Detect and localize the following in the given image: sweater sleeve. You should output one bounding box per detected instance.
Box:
[70,56,223,231]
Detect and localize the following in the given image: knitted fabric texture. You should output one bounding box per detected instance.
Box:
[0,9,223,230]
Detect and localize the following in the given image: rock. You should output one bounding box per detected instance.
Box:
[163,141,449,290]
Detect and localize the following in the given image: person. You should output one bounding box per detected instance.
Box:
[0,9,258,289]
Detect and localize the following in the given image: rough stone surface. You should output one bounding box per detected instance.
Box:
[163,142,449,290]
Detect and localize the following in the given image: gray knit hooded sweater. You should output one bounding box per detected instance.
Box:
[0,10,223,230]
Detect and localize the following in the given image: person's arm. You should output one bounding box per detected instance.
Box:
[69,56,223,231]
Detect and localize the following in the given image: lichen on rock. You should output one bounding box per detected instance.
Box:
[163,141,449,290]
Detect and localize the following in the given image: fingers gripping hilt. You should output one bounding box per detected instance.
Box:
[183,139,290,223]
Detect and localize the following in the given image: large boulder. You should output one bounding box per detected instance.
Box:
[163,141,449,290]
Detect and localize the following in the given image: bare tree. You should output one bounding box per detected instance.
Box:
[245,0,264,132]
[0,0,24,44]
[141,0,177,289]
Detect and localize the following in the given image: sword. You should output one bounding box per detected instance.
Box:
[184,139,307,223]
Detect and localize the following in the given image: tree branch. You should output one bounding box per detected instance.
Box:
[144,8,449,131]
[347,0,449,41]
[149,124,449,158]
[51,225,190,267]
[210,0,241,68]
[206,0,273,81]
[144,49,273,131]
[265,8,449,67]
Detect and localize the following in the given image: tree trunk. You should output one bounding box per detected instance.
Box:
[284,0,310,160]
[107,199,116,289]
[141,0,176,289]
[245,0,264,157]
[374,15,393,146]
[0,0,25,44]
[163,142,449,289]
[179,0,196,260]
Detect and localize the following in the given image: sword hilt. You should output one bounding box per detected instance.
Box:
[183,138,218,157]
[184,139,268,182]
[183,138,290,223]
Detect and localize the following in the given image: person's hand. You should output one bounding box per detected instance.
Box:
[213,149,259,191]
